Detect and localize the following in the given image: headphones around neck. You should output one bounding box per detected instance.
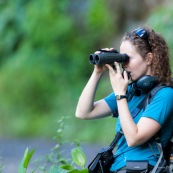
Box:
[134,75,159,91]
[130,75,159,96]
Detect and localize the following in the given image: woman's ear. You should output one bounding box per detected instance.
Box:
[146,53,154,65]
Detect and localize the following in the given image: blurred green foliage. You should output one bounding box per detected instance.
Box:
[0,0,172,143]
[147,5,173,66]
[0,0,117,142]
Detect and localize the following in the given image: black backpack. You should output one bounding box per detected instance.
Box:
[143,85,173,173]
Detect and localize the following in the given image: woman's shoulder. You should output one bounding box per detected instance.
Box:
[153,86,173,100]
[157,86,173,94]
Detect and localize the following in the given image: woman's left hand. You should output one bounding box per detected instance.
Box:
[105,62,129,95]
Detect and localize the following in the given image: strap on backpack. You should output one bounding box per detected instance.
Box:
[144,84,167,109]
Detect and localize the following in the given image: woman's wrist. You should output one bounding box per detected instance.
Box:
[93,69,104,78]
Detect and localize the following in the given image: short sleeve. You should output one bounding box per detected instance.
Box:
[104,92,121,118]
[104,92,117,112]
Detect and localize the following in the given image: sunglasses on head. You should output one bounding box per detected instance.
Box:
[134,28,151,51]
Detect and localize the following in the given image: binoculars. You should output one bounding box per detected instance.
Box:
[89,51,129,65]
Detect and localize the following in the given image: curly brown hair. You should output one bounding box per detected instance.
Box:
[122,26,173,86]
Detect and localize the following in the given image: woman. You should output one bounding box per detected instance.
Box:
[75,26,173,172]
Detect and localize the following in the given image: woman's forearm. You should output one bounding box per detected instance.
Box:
[75,70,103,119]
[116,99,139,146]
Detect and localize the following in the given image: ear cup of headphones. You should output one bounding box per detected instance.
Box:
[135,75,159,91]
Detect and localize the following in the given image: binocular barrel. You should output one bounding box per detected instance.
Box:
[89,53,129,65]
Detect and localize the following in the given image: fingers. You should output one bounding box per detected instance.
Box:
[95,47,115,54]
[123,70,129,82]
[105,62,121,74]
[101,48,113,51]
[114,62,121,74]
[105,64,113,71]
[107,63,129,81]
[94,51,101,54]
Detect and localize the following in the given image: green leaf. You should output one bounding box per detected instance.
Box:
[23,148,36,168]
[18,148,28,173]
[60,164,74,170]
[18,147,36,173]
[71,147,86,168]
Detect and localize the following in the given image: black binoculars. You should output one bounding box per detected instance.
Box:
[89,51,129,65]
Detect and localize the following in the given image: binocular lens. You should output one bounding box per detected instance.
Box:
[89,54,102,64]
[95,55,100,64]
[89,54,95,64]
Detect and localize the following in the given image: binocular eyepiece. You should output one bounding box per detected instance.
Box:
[89,51,129,65]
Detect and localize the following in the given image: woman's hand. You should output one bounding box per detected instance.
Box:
[105,62,129,95]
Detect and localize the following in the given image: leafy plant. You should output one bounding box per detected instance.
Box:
[17,117,88,173]
[39,117,88,172]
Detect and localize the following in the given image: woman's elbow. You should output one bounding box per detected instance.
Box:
[75,113,84,119]
[75,111,88,120]
[126,139,144,147]
[127,141,136,147]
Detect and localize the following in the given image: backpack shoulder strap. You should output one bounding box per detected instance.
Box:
[164,133,173,165]
[144,84,168,109]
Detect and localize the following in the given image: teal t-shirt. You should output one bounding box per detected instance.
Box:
[104,87,173,172]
